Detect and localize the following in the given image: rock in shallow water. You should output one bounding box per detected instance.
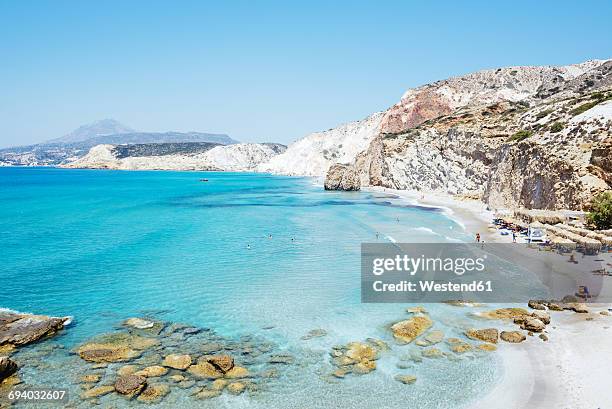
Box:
[395,375,417,384]
[465,328,499,344]
[162,353,192,370]
[500,331,526,343]
[391,315,433,344]
[0,310,70,348]
[80,385,115,399]
[115,374,147,395]
[0,356,17,381]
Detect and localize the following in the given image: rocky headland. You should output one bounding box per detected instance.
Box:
[262,59,611,211]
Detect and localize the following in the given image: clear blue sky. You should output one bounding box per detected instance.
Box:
[1,0,610,147]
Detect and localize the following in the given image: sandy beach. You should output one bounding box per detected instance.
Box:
[366,187,612,409]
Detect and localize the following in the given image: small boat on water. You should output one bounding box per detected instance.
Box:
[199,178,209,182]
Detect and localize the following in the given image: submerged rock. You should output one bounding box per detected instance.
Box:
[422,347,444,358]
[417,330,444,346]
[135,365,168,378]
[391,315,433,344]
[268,354,294,364]
[124,318,155,330]
[115,374,146,396]
[301,329,327,340]
[395,375,417,384]
[117,364,138,376]
[137,383,170,402]
[206,354,234,373]
[346,342,378,362]
[80,385,115,399]
[0,310,70,348]
[80,374,101,383]
[225,365,249,379]
[227,381,246,395]
[77,332,159,363]
[187,361,224,379]
[195,388,221,399]
[162,353,192,370]
[478,308,528,320]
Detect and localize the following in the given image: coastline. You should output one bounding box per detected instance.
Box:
[363,187,503,243]
[364,186,612,409]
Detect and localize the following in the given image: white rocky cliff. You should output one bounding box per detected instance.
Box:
[64,143,286,171]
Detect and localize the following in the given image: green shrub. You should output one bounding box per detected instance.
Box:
[550,122,564,133]
[587,192,612,230]
[536,109,554,120]
[507,130,533,142]
[570,100,600,116]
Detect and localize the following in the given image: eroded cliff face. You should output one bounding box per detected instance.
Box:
[353,95,611,210]
[323,60,612,210]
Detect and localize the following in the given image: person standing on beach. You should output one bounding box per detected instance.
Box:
[476,233,481,242]
[512,231,516,242]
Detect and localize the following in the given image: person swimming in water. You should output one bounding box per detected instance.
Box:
[247,244,251,250]
[268,234,272,239]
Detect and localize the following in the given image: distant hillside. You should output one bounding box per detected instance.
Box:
[0,119,238,166]
[86,131,238,147]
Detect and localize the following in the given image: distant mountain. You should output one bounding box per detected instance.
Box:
[47,119,135,144]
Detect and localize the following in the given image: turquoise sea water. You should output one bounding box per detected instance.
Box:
[1,167,513,408]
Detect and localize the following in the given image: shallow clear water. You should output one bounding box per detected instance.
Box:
[1,167,512,408]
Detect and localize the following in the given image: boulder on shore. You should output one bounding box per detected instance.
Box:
[324,163,361,191]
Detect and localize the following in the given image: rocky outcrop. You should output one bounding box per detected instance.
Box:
[324,163,361,191]
[0,310,70,348]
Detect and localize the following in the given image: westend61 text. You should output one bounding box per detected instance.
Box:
[372,280,493,293]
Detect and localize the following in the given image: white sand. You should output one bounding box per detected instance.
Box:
[365,187,612,408]
[472,309,612,409]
